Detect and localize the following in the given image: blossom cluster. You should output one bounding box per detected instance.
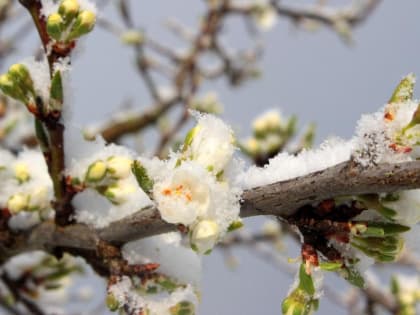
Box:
[65,130,152,228]
[42,0,96,44]
[0,149,53,230]
[143,113,242,254]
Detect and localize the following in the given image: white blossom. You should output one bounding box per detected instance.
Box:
[252,109,282,134]
[185,112,235,174]
[252,2,277,31]
[153,162,211,225]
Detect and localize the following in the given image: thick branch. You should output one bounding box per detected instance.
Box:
[2,159,419,258]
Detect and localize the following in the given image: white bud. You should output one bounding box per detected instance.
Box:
[186,114,235,174]
[253,5,277,31]
[85,160,107,182]
[191,219,219,254]
[104,182,135,204]
[8,193,29,214]
[107,156,132,179]
[13,163,30,183]
[28,187,49,211]
[252,110,281,134]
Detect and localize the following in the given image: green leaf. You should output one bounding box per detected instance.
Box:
[227,220,243,232]
[319,262,342,271]
[377,205,397,219]
[368,222,410,235]
[341,266,365,288]
[389,73,416,103]
[158,278,178,292]
[298,264,315,295]
[131,160,153,193]
[182,125,200,152]
[390,276,400,295]
[106,293,120,311]
[35,118,49,153]
[50,70,63,111]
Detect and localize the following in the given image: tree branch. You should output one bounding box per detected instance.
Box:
[2,159,420,260]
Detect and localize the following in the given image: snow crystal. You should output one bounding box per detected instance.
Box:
[239,137,353,189]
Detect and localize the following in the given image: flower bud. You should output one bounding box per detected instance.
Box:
[8,64,35,95]
[0,74,27,103]
[28,187,49,211]
[13,162,30,183]
[107,156,132,179]
[47,13,65,41]
[105,293,119,311]
[85,160,107,182]
[7,193,29,214]
[67,10,96,41]
[104,182,135,204]
[244,137,260,155]
[121,30,144,45]
[252,5,277,31]
[191,219,219,254]
[58,0,80,24]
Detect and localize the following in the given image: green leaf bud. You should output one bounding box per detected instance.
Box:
[47,13,65,41]
[0,73,28,103]
[58,0,80,25]
[67,10,96,41]
[85,160,107,182]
